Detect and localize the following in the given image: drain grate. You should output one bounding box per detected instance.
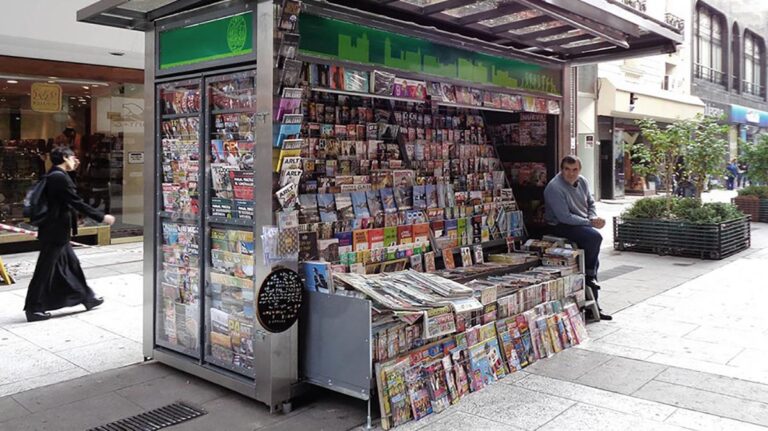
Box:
[599,265,642,281]
[87,401,206,431]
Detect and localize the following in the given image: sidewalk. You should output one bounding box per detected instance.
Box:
[5,190,768,430]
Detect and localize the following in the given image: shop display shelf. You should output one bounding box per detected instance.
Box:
[161,112,201,120]
[613,216,751,260]
[158,211,199,222]
[207,216,254,227]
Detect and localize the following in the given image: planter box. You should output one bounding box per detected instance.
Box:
[733,196,761,221]
[613,216,750,260]
[761,199,768,223]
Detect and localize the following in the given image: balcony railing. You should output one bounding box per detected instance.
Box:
[665,12,685,32]
[694,64,726,85]
[621,0,647,12]
[743,80,765,97]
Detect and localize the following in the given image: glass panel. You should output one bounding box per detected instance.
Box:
[479,10,541,27]
[208,71,257,221]
[400,0,449,6]
[561,37,603,49]
[538,29,585,43]
[156,80,201,357]
[204,71,258,377]
[442,0,496,18]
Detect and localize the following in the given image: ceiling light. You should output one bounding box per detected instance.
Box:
[85,95,91,98]
[48,76,58,80]
[6,80,17,84]
[82,85,89,90]
[48,80,55,84]
[91,84,99,88]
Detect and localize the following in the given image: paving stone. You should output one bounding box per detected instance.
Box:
[584,322,621,341]
[74,304,143,343]
[598,328,739,364]
[524,347,612,381]
[456,384,574,430]
[11,362,171,413]
[0,368,89,398]
[55,337,142,373]
[633,380,768,427]
[412,411,523,431]
[645,353,768,387]
[253,389,369,431]
[514,374,676,423]
[178,393,285,431]
[115,372,230,411]
[0,392,144,431]
[575,340,655,361]
[538,402,688,431]
[7,316,119,352]
[0,341,79,386]
[575,356,667,395]
[664,408,768,431]
[0,396,30,423]
[656,367,768,405]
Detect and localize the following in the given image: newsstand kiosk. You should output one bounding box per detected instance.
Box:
[78,0,683,421]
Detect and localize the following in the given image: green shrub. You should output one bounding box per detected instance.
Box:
[737,185,768,198]
[622,197,744,223]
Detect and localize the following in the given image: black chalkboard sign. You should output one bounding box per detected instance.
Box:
[257,268,303,333]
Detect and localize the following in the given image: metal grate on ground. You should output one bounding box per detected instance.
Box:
[599,265,642,281]
[86,401,206,431]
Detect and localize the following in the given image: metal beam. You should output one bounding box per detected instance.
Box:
[76,0,128,22]
[488,15,554,34]
[112,7,148,20]
[455,3,527,25]
[517,25,574,41]
[147,0,220,21]
[422,0,476,16]
[513,0,628,49]
[539,33,593,47]
[567,41,677,65]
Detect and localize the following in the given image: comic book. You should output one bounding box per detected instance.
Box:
[404,365,433,421]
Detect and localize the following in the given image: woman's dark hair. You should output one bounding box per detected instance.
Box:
[50,146,75,165]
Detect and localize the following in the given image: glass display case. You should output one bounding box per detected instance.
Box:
[204,70,258,377]
[155,79,202,357]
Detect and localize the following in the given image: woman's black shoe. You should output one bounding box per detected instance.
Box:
[26,311,51,322]
[84,297,104,311]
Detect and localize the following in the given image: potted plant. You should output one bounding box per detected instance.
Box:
[614,197,750,259]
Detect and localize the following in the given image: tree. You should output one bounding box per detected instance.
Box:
[682,114,729,199]
[742,134,768,185]
[634,118,686,211]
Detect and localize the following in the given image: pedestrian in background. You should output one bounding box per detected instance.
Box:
[23,146,115,322]
[726,159,739,191]
[738,159,749,188]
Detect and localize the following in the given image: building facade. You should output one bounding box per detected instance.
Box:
[690,0,768,158]
[0,0,146,243]
[579,0,702,199]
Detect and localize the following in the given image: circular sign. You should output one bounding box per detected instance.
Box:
[227,15,248,53]
[256,268,303,333]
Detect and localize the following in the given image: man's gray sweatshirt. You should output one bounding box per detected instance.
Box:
[543,173,597,226]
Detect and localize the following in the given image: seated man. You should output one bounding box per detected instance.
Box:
[544,155,611,321]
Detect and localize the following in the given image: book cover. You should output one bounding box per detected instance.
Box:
[298,231,319,261]
[317,194,338,222]
[380,188,398,214]
[335,231,354,256]
[412,223,430,246]
[317,238,340,263]
[397,225,413,245]
[302,261,332,293]
[344,69,369,93]
[366,190,383,217]
[404,366,433,421]
[423,251,436,272]
[383,226,398,247]
[353,229,370,252]
[367,228,385,250]
[330,65,345,90]
[350,191,371,219]
[443,249,456,270]
[298,194,320,224]
[460,247,473,267]
[394,187,413,211]
[233,199,253,220]
[412,185,426,210]
[424,360,449,413]
[372,70,396,95]
[335,193,355,221]
[275,182,297,209]
[410,254,424,272]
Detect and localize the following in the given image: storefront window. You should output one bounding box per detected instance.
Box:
[743,31,765,97]
[0,74,145,240]
[695,5,725,85]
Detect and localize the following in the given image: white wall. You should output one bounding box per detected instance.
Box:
[0,0,144,69]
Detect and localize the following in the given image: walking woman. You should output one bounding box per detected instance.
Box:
[24,146,115,322]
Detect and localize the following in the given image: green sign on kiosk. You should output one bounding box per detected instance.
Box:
[299,14,561,95]
[159,12,253,70]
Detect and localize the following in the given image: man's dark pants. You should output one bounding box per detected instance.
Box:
[548,223,602,279]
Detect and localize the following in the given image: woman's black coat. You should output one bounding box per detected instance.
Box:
[37,166,105,245]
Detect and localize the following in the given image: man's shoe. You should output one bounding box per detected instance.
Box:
[26,311,51,322]
[84,297,104,311]
[585,278,601,290]
[599,312,613,321]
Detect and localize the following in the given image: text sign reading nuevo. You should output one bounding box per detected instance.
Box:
[299,14,561,95]
[257,268,303,333]
[159,12,253,70]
